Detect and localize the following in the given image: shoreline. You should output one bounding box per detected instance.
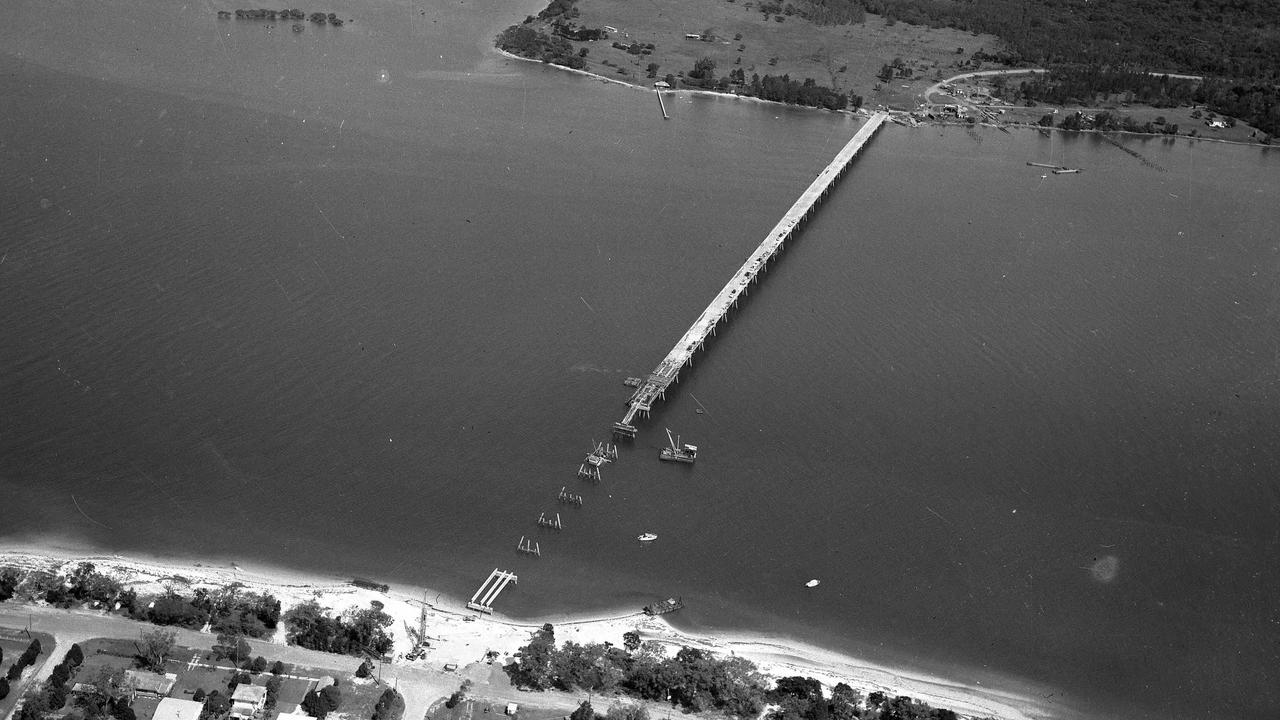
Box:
[495,47,1271,148]
[494,47,866,118]
[0,545,1058,720]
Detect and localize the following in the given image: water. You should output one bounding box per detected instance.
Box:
[2,2,1279,718]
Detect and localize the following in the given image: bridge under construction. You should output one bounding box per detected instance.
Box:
[613,112,889,438]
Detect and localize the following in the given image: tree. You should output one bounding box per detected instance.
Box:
[645,63,660,79]
[201,690,231,720]
[372,688,405,720]
[111,697,136,720]
[690,56,716,81]
[250,657,268,674]
[265,677,283,713]
[570,701,596,720]
[301,685,342,719]
[622,631,641,652]
[66,643,85,667]
[505,624,556,690]
[193,689,207,702]
[0,567,20,602]
[0,677,9,701]
[270,661,285,675]
[139,629,177,672]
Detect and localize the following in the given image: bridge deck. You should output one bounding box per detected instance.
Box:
[616,112,888,434]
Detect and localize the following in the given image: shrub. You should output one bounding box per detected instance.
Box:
[371,688,404,720]
[0,677,9,701]
[66,643,85,667]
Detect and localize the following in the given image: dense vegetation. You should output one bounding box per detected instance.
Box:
[282,599,394,657]
[505,625,975,720]
[787,0,1280,83]
[0,563,281,638]
[496,25,586,69]
[1002,68,1279,137]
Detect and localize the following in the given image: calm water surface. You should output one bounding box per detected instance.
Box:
[2,2,1278,719]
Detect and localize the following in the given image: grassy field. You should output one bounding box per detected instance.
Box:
[559,0,1004,108]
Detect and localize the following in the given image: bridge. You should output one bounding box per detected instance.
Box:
[613,112,888,438]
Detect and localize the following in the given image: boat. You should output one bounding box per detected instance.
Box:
[659,428,697,464]
[1052,168,1081,174]
[643,596,684,616]
[805,579,820,588]
[637,532,657,542]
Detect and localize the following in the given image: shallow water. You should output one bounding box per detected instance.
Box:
[3,3,1279,719]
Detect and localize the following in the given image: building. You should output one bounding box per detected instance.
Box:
[125,670,176,699]
[230,684,269,719]
[275,705,312,720]
[153,699,205,720]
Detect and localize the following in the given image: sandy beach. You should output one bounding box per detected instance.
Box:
[0,547,1053,720]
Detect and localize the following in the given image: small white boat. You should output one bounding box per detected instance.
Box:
[637,533,658,542]
[805,579,820,588]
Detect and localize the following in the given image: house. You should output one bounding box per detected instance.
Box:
[603,25,617,33]
[153,699,205,720]
[275,706,312,720]
[684,33,702,40]
[125,670,176,699]
[505,704,519,716]
[1206,119,1226,129]
[653,81,670,89]
[230,684,269,719]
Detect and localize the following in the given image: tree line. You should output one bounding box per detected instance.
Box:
[281,599,394,657]
[684,58,857,111]
[1006,67,1279,138]
[505,625,978,720]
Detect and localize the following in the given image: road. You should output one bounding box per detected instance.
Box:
[0,605,589,720]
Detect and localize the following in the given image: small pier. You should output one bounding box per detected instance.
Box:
[614,112,888,438]
[558,486,584,506]
[466,569,517,613]
[537,511,563,530]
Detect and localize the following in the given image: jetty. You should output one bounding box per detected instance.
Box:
[466,569,517,613]
[614,112,888,438]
